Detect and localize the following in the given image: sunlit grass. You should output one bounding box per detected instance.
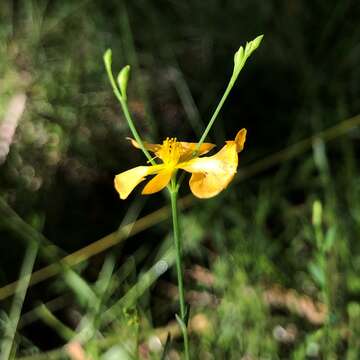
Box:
[1,1,360,359]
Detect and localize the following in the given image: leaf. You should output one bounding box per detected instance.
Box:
[63,269,98,307]
[308,262,325,288]
[175,313,188,335]
[160,333,172,360]
[184,303,190,327]
[324,226,336,252]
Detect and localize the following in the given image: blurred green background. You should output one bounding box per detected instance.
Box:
[1,0,360,359]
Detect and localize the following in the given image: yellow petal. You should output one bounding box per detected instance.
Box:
[142,169,173,195]
[126,137,161,153]
[235,128,247,152]
[178,142,216,161]
[114,165,162,200]
[179,142,238,198]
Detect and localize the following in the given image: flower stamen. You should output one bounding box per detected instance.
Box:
[156,137,182,165]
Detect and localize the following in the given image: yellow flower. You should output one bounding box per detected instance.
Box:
[114,128,247,199]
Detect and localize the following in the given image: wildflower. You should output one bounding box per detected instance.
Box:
[114,128,247,199]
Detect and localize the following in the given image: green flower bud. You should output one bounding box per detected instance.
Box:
[117,65,131,101]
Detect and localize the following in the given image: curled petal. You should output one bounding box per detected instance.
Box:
[114,165,162,199]
[142,169,173,195]
[127,137,161,153]
[178,142,216,161]
[235,128,247,152]
[179,142,238,198]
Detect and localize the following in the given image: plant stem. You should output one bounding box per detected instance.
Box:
[1,242,39,359]
[119,98,155,164]
[195,35,264,153]
[104,54,155,164]
[195,78,235,153]
[169,186,190,360]
[175,74,237,188]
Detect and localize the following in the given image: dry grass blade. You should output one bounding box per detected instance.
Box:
[0,114,359,301]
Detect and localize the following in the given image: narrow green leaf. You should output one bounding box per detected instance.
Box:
[324,226,336,252]
[184,303,190,327]
[36,304,75,341]
[160,333,172,360]
[308,262,325,287]
[64,269,98,307]
[175,313,187,333]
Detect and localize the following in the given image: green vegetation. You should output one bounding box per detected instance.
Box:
[0,1,359,359]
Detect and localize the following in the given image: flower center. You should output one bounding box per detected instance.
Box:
[157,137,182,166]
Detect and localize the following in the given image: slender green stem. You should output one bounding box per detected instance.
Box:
[104,53,155,164]
[195,79,235,153]
[36,304,75,341]
[167,67,240,200]
[169,185,190,360]
[176,72,238,189]
[1,242,39,360]
[119,98,155,164]
[195,35,263,153]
